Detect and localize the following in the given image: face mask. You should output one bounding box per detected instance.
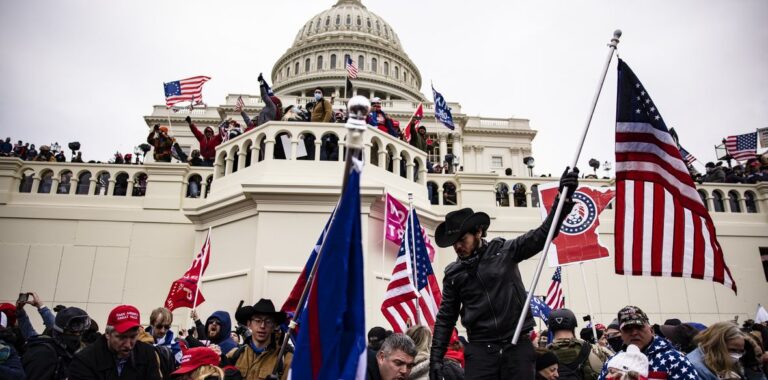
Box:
[608,336,624,352]
[314,93,322,101]
[59,334,82,353]
[730,353,743,362]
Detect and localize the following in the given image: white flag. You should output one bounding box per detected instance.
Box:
[756,304,768,323]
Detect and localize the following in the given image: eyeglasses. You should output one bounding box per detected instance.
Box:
[154,324,171,330]
[250,318,275,327]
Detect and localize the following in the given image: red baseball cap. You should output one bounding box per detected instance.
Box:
[0,304,16,327]
[107,305,141,334]
[172,347,220,375]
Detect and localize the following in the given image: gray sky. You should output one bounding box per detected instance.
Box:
[1,0,766,175]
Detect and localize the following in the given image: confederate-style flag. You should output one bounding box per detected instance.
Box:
[404,103,424,143]
[164,230,211,311]
[538,182,615,266]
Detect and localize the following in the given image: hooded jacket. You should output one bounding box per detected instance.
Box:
[206,311,238,354]
[188,123,222,160]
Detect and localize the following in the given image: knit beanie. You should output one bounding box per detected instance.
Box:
[536,350,559,371]
[607,344,649,377]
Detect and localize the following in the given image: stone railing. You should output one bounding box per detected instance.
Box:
[211,120,429,184]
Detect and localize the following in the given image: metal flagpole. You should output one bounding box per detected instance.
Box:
[579,263,599,345]
[191,227,211,324]
[270,96,371,378]
[408,192,420,325]
[512,30,621,345]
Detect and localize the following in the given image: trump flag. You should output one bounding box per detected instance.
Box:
[538,182,615,266]
[164,230,211,311]
[384,193,436,261]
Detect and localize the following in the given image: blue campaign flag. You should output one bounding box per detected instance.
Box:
[530,295,552,322]
[258,73,275,96]
[290,160,366,380]
[432,85,455,130]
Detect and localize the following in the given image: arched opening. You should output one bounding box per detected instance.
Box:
[76,171,91,195]
[346,14,351,25]
[330,54,337,69]
[294,62,299,76]
[745,191,758,213]
[317,55,323,70]
[442,182,457,206]
[399,151,409,178]
[242,140,253,168]
[304,58,310,73]
[383,62,389,76]
[513,183,527,207]
[57,170,73,194]
[94,171,110,196]
[274,131,291,160]
[299,132,316,160]
[38,170,54,194]
[697,189,709,210]
[712,191,725,212]
[132,173,147,197]
[19,169,34,193]
[257,135,267,162]
[385,145,396,172]
[395,66,399,79]
[413,158,422,183]
[427,181,439,205]
[230,146,240,173]
[187,174,202,198]
[371,58,377,73]
[320,133,339,161]
[112,173,129,196]
[727,190,741,213]
[358,55,364,71]
[204,175,213,198]
[495,183,510,207]
[370,140,380,166]
[531,184,540,208]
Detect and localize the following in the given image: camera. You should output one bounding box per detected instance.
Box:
[582,315,592,322]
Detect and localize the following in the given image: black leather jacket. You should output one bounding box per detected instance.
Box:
[430,200,574,366]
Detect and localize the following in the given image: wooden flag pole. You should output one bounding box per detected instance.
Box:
[512,30,621,345]
[270,96,371,378]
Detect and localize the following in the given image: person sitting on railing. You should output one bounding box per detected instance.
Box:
[0,138,11,156]
[366,97,399,137]
[25,144,38,161]
[55,150,66,162]
[310,87,334,123]
[188,149,204,167]
[241,74,284,132]
[33,145,56,162]
[113,152,125,164]
[702,162,726,183]
[185,116,222,166]
[725,165,745,183]
[71,152,83,163]
[13,140,26,158]
[147,124,174,163]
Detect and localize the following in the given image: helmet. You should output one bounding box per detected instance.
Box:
[54,307,91,334]
[547,308,578,331]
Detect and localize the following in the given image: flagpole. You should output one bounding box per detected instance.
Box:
[191,227,211,324]
[408,192,420,325]
[512,30,621,345]
[270,96,371,378]
[578,263,599,345]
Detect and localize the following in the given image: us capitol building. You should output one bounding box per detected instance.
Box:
[1,0,766,330]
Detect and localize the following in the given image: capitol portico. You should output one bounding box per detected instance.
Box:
[0,0,766,332]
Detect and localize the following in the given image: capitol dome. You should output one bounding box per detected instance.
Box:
[271,0,424,102]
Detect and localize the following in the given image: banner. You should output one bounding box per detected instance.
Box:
[758,127,768,149]
[164,230,211,311]
[538,182,615,266]
[384,193,436,261]
[431,85,455,130]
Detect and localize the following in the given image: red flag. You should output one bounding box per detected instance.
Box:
[384,193,436,261]
[404,103,424,143]
[538,182,615,266]
[164,230,211,311]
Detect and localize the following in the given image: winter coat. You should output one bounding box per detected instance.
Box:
[408,121,427,152]
[21,335,74,380]
[549,337,604,380]
[703,166,726,183]
[430,200,574,368]
[0,340,25,380]
[68,335,162,380]
[188,123,223,160]
[367,111,398,137]
[311,98,334,123]
[409,353,429,380]
[147,131,174,162]
[16,306,55,341]
[243,85,282,132]
[598,336,699,380]
[227,337,292,380]
[206,311,238,354]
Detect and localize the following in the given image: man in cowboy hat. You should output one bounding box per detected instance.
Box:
[429,168,579,380]
[227,298,292,380]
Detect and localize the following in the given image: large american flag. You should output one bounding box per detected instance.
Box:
[164,76,211,107]
[614,59,736,292]
[346,57,358,79]
[381,210,441,333]
[725,132,758,162]
[544,267,565,309]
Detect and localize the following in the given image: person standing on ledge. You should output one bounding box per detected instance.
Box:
[429,168,579,380]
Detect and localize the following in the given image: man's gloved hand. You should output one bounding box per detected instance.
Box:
[258,73,266,86]
[185,116,192,124]
[558,167,579,200]
[429,362,443,380]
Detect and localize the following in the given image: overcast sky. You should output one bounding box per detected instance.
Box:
[1,0,766,175]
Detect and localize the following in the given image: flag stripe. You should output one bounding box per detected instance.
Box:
[651,182,664,275]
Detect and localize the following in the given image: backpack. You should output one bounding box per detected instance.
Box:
[154,344,177,379]
[24,335,72,380]
[555,342,593,380]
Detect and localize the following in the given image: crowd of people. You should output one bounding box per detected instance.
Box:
[696,159,768,184]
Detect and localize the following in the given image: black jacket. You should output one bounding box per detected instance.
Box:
[430,200,573,367]
[68,335,162,380]
[22,335,74,380]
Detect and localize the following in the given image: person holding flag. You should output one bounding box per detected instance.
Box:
[241,73,283,132]
[406,103,427,152]
[429,169,579,380]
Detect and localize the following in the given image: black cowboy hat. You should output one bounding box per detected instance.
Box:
[235,299,286,326]
[435,208,490,248]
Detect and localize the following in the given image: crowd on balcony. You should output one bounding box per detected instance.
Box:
[697,157,768,184]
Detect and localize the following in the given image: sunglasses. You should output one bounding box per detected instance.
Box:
[154,324,172,330]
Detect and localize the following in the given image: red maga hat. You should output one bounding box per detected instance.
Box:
[107,305,141,334]
[172,347,220,375]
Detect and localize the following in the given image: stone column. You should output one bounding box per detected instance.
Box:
[31,176,41,193]
[50,178,60,195]
[470,146,477,172]
[237,152,247,170]
[475,146,485,172]
[89,178,98,195]
[127,180,135,196]
[338,141,346,161]
[363,142,372,165]
[392,156,402,177]
[452,133,463,170]
[438,183,444,205]
[406,162,414,181]
[755,183,768,213]
[225,157,234,175]
[291,140,299,160]
[438,133,448,164]
[418,166,427,185]
[265,139,275,160]
[249,145,259,166]
[107,179,116,196]
[69,179,79,195]
[378,150,387,169]
[214,160,224,180]
[314,140,322,162]
[525,191,532,208]
[200,181,208,198]
[143,163,189,210]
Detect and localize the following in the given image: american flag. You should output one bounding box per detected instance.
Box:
[679,146,697,166]
[346,57,358,79]
[614,59,736,292]
[235,96,245,112]
[164,76,211,107]
[725,132,758,162]
[544,267,565,309]
[381,210,441,333]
